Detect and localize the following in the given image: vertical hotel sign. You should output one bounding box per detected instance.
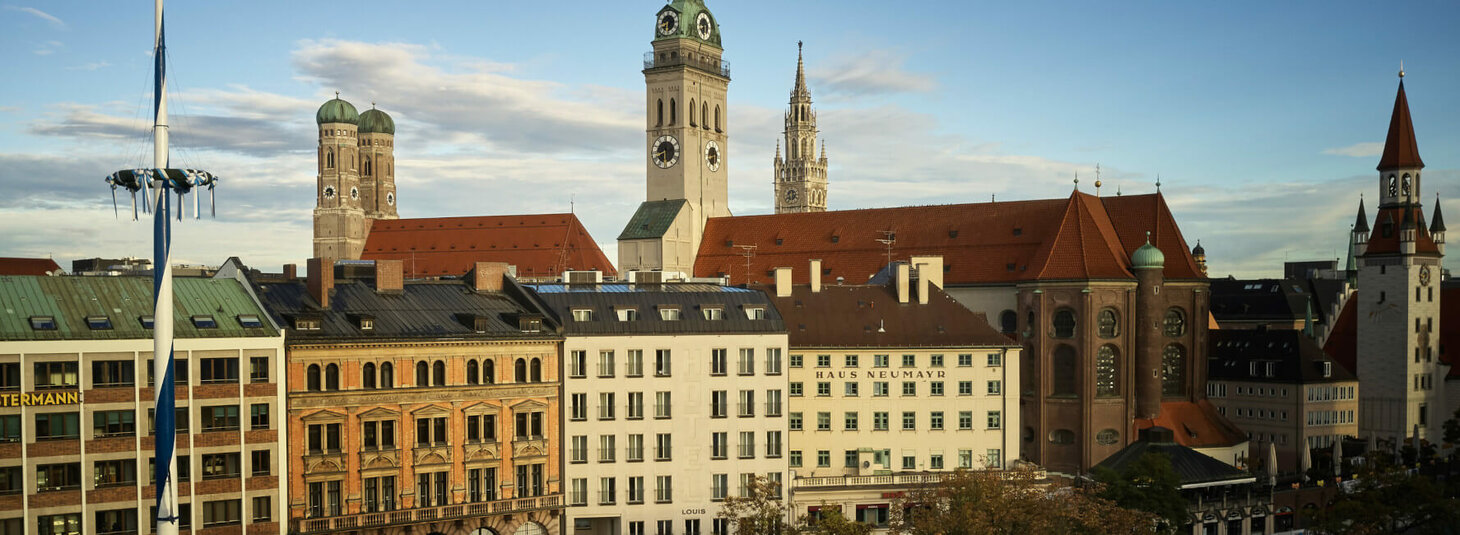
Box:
[0,392,82,407]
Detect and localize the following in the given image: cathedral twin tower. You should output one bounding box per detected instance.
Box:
[313,96,399,259]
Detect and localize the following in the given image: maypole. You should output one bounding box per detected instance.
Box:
[102,2,218,534]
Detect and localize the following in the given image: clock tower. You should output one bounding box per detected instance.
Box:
[314,95,367,260]
[774,42,829,214]
[619,0,730,276]
[1353,71,1446,447]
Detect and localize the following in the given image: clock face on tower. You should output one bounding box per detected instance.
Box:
[323,186,336,200]
[696,13,713,40]
[350,186,360,200]
[1420,265,1432,286]
[785,189,798,202]
[386,192,395,206]
[657,11,679,36]
[704,140,721,171]
[652,135,681,169]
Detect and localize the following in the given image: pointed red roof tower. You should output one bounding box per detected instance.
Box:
[1377,79,1424,172]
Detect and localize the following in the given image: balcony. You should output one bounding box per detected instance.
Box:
[293,494,563,535]
[643,51,731,79]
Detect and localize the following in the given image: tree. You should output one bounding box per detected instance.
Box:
[800,508,873,535]
[1442,405,1460,452]
[890,467,1158,535]
[1305,452,1460,534]
[717,475,790,535]
[1091,452,1187,534]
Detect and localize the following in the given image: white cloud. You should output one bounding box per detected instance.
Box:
[6,6,64,28]
[66,61,110,71]
[809,49,936,99]
[1322,142,1384,158]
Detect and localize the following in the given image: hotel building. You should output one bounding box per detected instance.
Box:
[529,276,789,535]
[0,267,287,535]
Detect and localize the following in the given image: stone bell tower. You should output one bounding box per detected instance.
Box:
[314,94,367,259]
[774,42,828,214]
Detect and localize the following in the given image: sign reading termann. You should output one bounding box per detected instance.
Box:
[0,391,82,407]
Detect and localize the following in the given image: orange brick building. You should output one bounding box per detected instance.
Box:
[255,259,564,535]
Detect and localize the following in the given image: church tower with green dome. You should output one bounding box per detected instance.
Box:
[313,95,397,260]
[618,0,731,277]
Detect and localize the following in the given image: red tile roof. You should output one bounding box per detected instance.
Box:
[1135,400,1248,449]
[1364,206,1441,255]
[1322,291,1358,377]
[0,257,62,276]
[694,192,1202,285]
[362,214,615,279]
[1378,80,1424,171]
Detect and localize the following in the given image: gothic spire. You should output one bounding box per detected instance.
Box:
[1353,197,1370,233]
[792,41,810,101]
[1432,196,1447,233]
[1377,76,1424,171]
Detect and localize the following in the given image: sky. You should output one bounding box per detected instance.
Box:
[2,0,1459,278]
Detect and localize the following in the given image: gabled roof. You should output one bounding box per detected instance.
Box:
[1208,329,1355,384]
[1321,291,1359,377]
[755,282,1016,349]
[362,213,615,279]
[1094,427,1253,488]
[0,257,63,276]
[1364,206,1441,255]
[1377,80,1424,171]
[528,283,785,336]
[1133,400,1248,450]
[0,275,277,341]
[694,192,1202,286]
[619,199,688,241]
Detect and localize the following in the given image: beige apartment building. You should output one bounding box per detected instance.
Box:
[1207,330,1357,476]
[759,260,1020,529]
[0,268,287,535]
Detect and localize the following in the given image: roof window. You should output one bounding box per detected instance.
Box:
[358,316,375,331]
[659,307,683,321]
[616,308,639,322]
[572,309,594,322]
[237,314,263,328]
[86,315,113,330]
[139,315,155,329]
[29,316,57,330]
[191,315,218,329]
[745,307,765,320]
[295,318,322,331]
[702,307,724,320]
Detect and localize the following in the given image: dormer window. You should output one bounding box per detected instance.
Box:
[474,317,492,333]
[359,317,375,331]
[659,307,682,321]
[86,315,113,330]
[519,317,543,333]
[237,314,263,328]
[745,307,765,320]
[191,315,218,329]
[572,309,594,322]
[1322,361,1332,378]
[616,308,639,322]
[139,315,155,329]
[295,318,322,331]
[29,316,57,331]
[702,307,723,320]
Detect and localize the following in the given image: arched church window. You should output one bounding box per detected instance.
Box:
[433,360,446,386]
[715,105,721,132]
[306,364,321,392]
[380,362,394,388]
[1052,308,1076,338]
[1051,344,1077,397]
[483,359,494,384]
[1162,344,1187,397]
[1402,174,1412,197]
[656,99,663,127]
[1163,308,1186,337]
[999,310,1017,334]
[1097,309,1119,338]
[362,157,371,177]
[514,358,528,382]
[466,360,479,385]
[416,361,429,387]
[1388,175,1398,197]
[362,363,376,389]
[326,150,335,170]
[689,99,697,126]
[325,363,339,391]
[669,98,676,126]
[701,102,708,129]
[530,358,542,382]
[1095,345,1119,397]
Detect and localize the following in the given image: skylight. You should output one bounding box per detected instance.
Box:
[237,314,263,328]
[191,315,218,329]
[29,316,57,330]
[86,315,113,330]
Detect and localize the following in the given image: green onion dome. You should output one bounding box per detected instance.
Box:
[316,97,359,125]
[358,108,395,135]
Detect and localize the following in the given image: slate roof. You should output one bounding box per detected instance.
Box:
[0,275,277,341]
[754,282,1016,349]
[1208,329,1355,384]
[528,283,786,336]
[253,276,560,345]
[694,192,1203,286]
[1377,80,1424,171]
[1209,279,1320,326]
[362,213,615,279]
[1134,400,1248,450]
[1094,427,1253,488]
[0,257,63,276]
[618,199,688,240]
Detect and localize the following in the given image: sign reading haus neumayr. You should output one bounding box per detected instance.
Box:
[0,391,82,407]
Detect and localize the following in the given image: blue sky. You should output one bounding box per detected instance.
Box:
[2,0,1458,277]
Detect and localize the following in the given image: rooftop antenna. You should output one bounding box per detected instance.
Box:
[737,244,758,285]
[1156,173,1163,193]
[876,230,896,267]
[1116,183,1123,197]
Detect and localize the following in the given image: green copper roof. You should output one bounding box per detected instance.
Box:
[1131,239,1166,270]
[359,108,395,135]
[0,275,278,341]
[316,98,359,125]
[619,199,688,240]
[654,0,722,47]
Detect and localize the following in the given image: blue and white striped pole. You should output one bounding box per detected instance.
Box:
[151,1,181,535]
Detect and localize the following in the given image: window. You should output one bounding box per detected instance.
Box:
[599,392,616,420]
[200,357,239,384]
[570,435,587,463]
[712,473,727,501]
[902,382,916,396]
[1097,309,1120,338]
[711,391,728,418]
[746,307,765,320]
[362,420,397,449]
[1049,429,1076,444]
[35,361,79,389]
[628,392,645,419]
[790,354,803,368]
[931,412,945,430]
[984,380,1001,395]
[569,351,586,378]
[789,413,802,431]
[202,499,242,527]
[465,414,496,442]
[432,360,446,385]
[987,411,1002,429]
[711,432,729,459]
[987,353,1002,366]
[959,411,973,430]
[766,431,782,458]
[655,475,673,503]
[817,412,831,431]
[307,423,341,453]
[655,433,672,461]
[627,434,645,462]
[36,412,79,439]
[738,431,756,458]
[986,449,1003,469]
[380,362,394,388]
[250,403,270,430]
[598,351,615,378]
[790,382,803,396]
[0,363,17,390]
[902,411,917,430]
[93,459,137,487]
[36,463,81,491]
[930,454,944,470]
[38,514,81,535]
[0,415,15,443]
[95,508,136,535]
[252,450,271,476]
[1052,345,1077,397]
[627,349,644,376]
[845,382,860,396]
[570,393,587,420]
[844,354,859,367]
[416,417,448,446]
[959,381,973,396]
[572,308,593,322]
[656,349,672,376]
[957,354,973,367]
[252,496,272,523]
[1164,308,1187,337]
[816,355,831,368]
[903,455,916,470]
[201,453,241,480]
[999,310,1018,334]
[659,307,682,321]
[790,451,803,467]
[465,360,478,385]
[92,410,135,438]
[930,354,944,367]
[902,354,916,367]
[737,348,755,375]
[655,391,672,418]
[1162,344,1187,396]
[710,349,727,375]
[92,360,135,387]
[1095,345,1120,397]
[1053,309,1077,338]
[191,315,218,329]
[766,389,782,416]
[599,476,617,505]
[874,354,889,368]
[702,307,722,320]
[817,382,831,396]
[817,451,831,467]
[765,348,782,374]
[417,361,430,387]
[201,405,240,431]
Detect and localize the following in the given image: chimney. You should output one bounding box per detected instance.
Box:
[774,267,793,297]
[472,262,509,293]
[283,264,297,280]
[307,257,335,309]
[375,260,404,294]
[896,263,910,304]
[809,259,822,293]
[910,256,944,289]
[917,271,929,305]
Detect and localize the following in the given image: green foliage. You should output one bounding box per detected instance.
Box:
[1092,452,1187,534]
[1442,405,1460,449]
[800,509,873,535]
[716,476,789,535]
[890,467,1158,535]
[1305,453,1460,534]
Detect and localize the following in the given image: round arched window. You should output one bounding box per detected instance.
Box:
[1096,429,1120,445]
[1162,344,1187,396]
[1052,309,1077,338]
[1097,309,1119,338]
[999,310,1018,334]
[1095,345,1119,397]
[1164,308,1187,337]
